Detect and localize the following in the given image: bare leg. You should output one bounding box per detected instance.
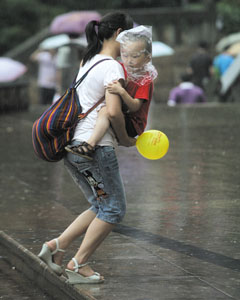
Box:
[67,217,114,277]
[46,209,96,265]
[65,107,111,158]
[87,106,110,147]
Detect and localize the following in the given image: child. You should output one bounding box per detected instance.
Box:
[65,25,158,159]
[167,72,206,106]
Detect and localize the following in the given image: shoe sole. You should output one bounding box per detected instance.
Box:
[65,146,93,161]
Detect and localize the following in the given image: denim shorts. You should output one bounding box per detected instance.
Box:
[64,140,126,224]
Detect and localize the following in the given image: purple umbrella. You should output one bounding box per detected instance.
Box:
[0,57,27,82]
[50,11,101,35]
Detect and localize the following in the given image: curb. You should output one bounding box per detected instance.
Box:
[0,231,97,300]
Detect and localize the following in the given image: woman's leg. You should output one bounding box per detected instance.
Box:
[48,212,114,277]
[46,209,97,265]
[46,147,125,279]
[64,146,125,278]
[67,217,114,277]
[45,157,99,266]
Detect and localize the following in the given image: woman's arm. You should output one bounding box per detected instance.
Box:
[107,81,143,112]
[105,90,136,147]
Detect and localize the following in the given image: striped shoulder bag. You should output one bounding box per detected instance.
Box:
[32,58,110,162]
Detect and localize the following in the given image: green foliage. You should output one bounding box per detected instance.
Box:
[1,0,37,53]
[217,0,240,34]
[0,0,197,55]
[98,0,181,8]
[0,0,64,55]
[37,0,181,10]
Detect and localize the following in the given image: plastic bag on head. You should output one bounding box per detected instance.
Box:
[117,25,152,43]
[116,25,158,85]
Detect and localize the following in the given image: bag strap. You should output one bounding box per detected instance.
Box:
[75,58,111,120]
[78,95,105,120]
[74,58,111,89]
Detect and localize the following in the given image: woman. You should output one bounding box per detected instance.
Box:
[38,11,135,284]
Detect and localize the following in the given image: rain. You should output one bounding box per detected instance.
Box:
[0,1,240,299]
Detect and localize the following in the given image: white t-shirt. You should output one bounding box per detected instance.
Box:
[73,54,125,147]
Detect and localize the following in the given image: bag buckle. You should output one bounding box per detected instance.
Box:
[78,113,86,120]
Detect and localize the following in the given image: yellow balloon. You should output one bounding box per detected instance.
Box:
[136,130,169,160]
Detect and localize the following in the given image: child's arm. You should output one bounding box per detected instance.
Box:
[87,106,110,147]
[107,81,143,113]
[88,90,136,148]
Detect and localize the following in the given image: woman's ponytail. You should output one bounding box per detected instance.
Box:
[82,12,133,66]
[82,20,102,66]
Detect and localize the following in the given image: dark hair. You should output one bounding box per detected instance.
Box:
[180,72,193,82]
[198,40,209,50]
[68,33,80,39]
[82,12,133,65]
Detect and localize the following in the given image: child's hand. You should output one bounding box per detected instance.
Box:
[107,80,123,95]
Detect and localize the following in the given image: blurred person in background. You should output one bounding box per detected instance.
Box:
[167,72,206,106]
[30,49,57,104]
[56,33,85,94]
[213,46,235,77]
[189,41,213,90]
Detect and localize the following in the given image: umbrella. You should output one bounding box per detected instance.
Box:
[39,34,87,50]
[216,32,240,52]
[0,57,27,82]
[50,11,101,35]
[220,53,240,94]
[227,42,240,56]
[152,41,174,57]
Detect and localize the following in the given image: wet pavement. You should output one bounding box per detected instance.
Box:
[0,102,240,299]
[0,256,52,299]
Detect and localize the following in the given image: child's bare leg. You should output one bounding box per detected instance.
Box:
[65,107,110,159]
[87,106,110,147]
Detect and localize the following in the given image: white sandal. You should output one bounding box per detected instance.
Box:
[65,258,104,284]
[38,238,65,276]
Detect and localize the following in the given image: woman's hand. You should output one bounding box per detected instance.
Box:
[118,136,136,147]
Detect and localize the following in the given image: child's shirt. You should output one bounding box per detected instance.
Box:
[119,62,154,136]
[125,79,153,136]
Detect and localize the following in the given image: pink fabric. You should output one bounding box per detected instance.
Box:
[0,57,27,82]
[50,11,101,34]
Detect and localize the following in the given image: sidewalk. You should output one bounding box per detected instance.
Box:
[0,103,240,300]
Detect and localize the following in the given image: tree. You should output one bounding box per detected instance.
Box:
[0,0,205,55]
[0,0,63,55]
[217,0,240,34]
